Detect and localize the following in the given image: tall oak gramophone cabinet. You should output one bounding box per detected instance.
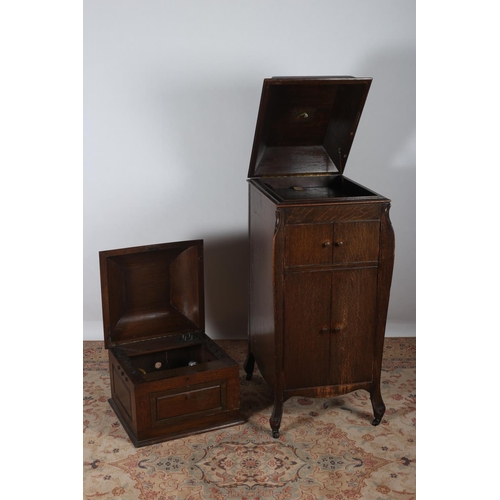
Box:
[244,77,395,438]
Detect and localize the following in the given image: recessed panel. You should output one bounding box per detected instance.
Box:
[285,224,333,267]
[265,84,337,147]
[151,381,225,427]
[112,363,132,420]
[330,268,378,385]
[284,271,332,389]
[333,221,380,263]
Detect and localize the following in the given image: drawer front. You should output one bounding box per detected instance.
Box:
[150,381,226,427]
[285,203,381,225]
[333,221,380,263]
[285,224,333,267]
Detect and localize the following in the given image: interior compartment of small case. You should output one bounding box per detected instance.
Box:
[130,343,217,378]
[261,175,377,201]
[105,245,201,344]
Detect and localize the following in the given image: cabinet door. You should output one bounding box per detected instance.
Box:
[285,224,333,267]
[329,267,378,386]
[333,221,380,263]
[283,271,332,390]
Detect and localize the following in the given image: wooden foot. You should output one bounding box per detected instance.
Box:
[370,389,385,426]
[270,399,283,439]
[244,352,255,381]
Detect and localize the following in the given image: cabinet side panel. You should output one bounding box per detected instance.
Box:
[249,185,278,388]
[108,351,137,434]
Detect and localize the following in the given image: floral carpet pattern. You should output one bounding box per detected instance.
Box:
[84,338,415,500]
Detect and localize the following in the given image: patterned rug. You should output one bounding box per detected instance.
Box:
[84,338,415,500]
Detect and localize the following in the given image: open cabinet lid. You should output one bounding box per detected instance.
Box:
[247,76,372,178]
[99,240,205,348]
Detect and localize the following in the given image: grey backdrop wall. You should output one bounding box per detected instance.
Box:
[84,0,415,340]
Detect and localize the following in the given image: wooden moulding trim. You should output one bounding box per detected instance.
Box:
[272,208,285,396]
[284,381,372,399]
[284,262,379,273]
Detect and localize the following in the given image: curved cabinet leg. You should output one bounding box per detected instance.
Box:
[370,203,393,427]
[243,352,255,381]
[370,388,386,426]
[270,397,283,438]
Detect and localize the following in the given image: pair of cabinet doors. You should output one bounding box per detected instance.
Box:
[283,220,380,391]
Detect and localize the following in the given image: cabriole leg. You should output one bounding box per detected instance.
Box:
[243,352,255,381]
[370,388,386,426]
[270,397,283,438]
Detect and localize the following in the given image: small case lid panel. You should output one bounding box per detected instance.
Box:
[248,77,372,178]
[99,240,205,348]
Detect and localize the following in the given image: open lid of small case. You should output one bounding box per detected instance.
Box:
[99,240,205,348]
[247,76,372,178]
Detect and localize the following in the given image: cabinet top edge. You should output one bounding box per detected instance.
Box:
[247,178,391,206]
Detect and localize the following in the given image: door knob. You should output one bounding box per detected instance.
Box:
[335,241,344,247]
[323,241,331,247]
[321,327,329,333]
[333,327,341,333]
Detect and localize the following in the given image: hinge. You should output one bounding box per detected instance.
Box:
[181,331,202,342]
[338,148,344,175]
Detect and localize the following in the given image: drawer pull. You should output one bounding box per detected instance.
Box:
[333,327,341,333]
[323,241,331,247]
[335,241,344,247]
[321,327,329,333]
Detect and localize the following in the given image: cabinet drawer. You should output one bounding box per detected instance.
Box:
[285,221,380,266]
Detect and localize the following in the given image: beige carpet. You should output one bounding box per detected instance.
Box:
[84,338,415,499]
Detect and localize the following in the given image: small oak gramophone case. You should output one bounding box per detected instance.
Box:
[99,240,244,447]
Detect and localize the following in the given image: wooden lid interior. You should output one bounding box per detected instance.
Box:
[100,240,204,347]
[248,77,372,178]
